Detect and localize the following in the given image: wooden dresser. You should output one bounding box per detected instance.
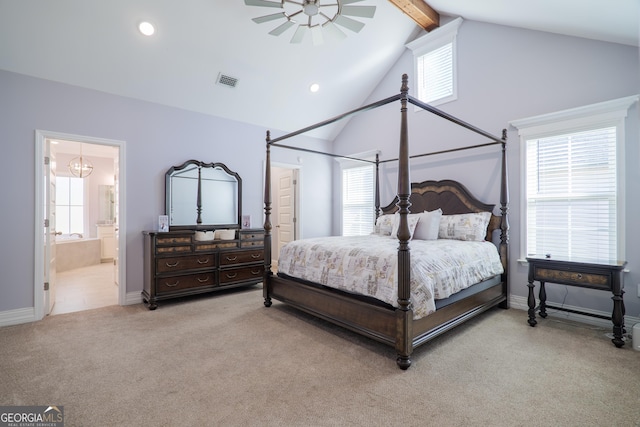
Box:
[142,228,264,309]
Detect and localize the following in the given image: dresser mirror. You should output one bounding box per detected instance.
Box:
[166,160,242,230]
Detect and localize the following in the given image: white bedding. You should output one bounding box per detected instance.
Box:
[277,235,504,320]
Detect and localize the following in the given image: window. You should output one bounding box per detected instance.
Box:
[525,127,617,259]
[341,163,375,236]
[406,17,462,106]
[511,95,638,261]
[56,176,84,235]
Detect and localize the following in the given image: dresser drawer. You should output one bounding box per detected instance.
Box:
[156,245,191,254]
[534,267,610,290]
[156,235,192,245]
[156,254,217,273]
[240,240,263,248]
[240,231,264,240]
[220,265,264,284]
[156,273,216,293]
[220,249,264,266]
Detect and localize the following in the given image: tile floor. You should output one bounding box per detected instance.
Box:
[50,262,118,315]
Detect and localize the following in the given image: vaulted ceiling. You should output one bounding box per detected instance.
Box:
[0,0,637,140]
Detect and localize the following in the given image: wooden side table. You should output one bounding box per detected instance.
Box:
[526,255,627,347]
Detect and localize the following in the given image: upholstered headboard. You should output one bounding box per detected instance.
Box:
[379,179,500,242]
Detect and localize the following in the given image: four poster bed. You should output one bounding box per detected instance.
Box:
[262,74,509,369]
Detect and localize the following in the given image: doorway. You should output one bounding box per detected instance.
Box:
[34,131,126,320]
[270,164,300,269]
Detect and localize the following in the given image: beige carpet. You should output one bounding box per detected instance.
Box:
[1,286,639,427]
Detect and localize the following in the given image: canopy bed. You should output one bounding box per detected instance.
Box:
[262,74,509,369]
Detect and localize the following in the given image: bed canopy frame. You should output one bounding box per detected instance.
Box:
[262,74,509,369]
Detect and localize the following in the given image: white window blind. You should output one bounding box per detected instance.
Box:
[406,17,461,107]
[416,42,453,104]
[526,127,617,260]
[342,165,374,236]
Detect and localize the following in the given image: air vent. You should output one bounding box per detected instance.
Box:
[216,73,238,88]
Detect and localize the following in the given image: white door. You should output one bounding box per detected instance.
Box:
[43,140,57,314]
[272,167,297,264]
[113,149,120,287]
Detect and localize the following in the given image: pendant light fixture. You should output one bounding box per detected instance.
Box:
[68,144,93,178]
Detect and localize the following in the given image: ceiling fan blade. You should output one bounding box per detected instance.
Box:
[290,25,307,43]
[341,5,376,19]
[322,21,347,40]
[244,0,283,8]
[252,12,286,24]
[333,15,365,33]
[342,0,367,4]
[311,26,324,46]
[269,20,295,36]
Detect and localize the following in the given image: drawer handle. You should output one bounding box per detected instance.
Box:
[251,269,261,275]
[197,258,210,264]
[226,272,238,279]
[197,276,211,283]
[225,256,238,261]
[251,254,261,259]
[165,261,180,268]
[165,280,179,287]
[576,273,583,279]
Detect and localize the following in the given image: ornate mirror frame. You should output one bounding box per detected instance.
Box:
[165,160,242,230]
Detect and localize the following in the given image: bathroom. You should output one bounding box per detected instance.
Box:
[50,140,119,314]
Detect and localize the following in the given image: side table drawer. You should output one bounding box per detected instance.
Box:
[534,267,610,290]
[156,273,216,293]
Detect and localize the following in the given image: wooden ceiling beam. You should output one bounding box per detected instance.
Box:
[387,0,440,31]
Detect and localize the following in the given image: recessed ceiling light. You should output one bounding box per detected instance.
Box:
[138,21,155,36]
[309,83,320,93]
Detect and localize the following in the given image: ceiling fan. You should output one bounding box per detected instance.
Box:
[244,0,377,45]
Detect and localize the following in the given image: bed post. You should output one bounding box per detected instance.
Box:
[263,131,273,308]
[395,74,413,370]
[499,129,510,309]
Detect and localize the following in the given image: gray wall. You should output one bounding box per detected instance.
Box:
[1,18,638,320]
[0,69,332,312]
[334,21,640,317]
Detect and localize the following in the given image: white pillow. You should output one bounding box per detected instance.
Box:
[412,209,443,240]
[438,212,492,241]
[390,213,420,240]
[374,214,394,236]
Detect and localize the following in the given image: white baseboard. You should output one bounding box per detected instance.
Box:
[124,291,143,306]
[0,307,37,327]
[509,295,640,329]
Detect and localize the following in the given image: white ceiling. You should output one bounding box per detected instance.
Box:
[1,0,638,141]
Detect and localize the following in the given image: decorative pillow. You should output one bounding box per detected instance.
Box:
[390,213,421,240]
[438,212,492,241]
[412,209,443,240]
[374,214,395,236]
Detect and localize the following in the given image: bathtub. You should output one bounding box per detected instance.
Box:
[56,237,102,272]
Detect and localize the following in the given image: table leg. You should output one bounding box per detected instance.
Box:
[527,279,537,326]
[611,291,625,348]
[539,281,547,318]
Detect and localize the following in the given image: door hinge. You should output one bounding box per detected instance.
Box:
[44,156,50,165]
[293,179,297,185]
[44,218,49,228]
[44,282,49,291]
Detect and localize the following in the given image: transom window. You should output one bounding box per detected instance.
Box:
[406,17,462,107]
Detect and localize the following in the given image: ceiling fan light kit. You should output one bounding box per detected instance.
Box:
[244,0,376,45]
